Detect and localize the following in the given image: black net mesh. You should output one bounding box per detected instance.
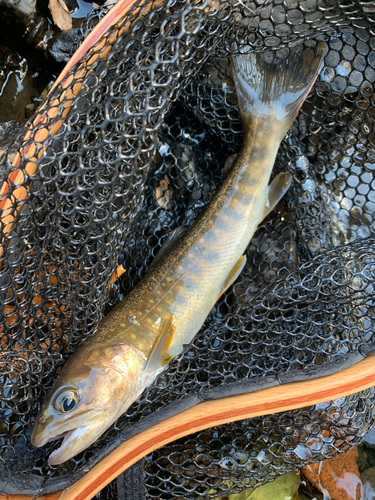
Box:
[1,0,375,497]
[143,390,375,498]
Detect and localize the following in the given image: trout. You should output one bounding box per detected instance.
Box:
[31,44,324,465]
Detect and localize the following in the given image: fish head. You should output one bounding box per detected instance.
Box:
[31,342,142,465]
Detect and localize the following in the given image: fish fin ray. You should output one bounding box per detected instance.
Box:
[148,227,187,273]
[223,154,237,177]
[144,315,175,374]
[261,172,291,220]
[231,43,325,136]
[220,255,247,297]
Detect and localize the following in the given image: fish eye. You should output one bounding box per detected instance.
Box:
[54,390,78,413]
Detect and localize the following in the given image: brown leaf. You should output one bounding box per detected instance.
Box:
[48,0,72,31]
[301,447,363,500]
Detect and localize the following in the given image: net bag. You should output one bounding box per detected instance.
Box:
[1,0,375,497]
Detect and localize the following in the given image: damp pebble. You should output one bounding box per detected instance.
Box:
[155,174,173,210]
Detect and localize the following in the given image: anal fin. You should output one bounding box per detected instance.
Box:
[144,315,175,374]
[220,254,247,297]
[261,171,291,221]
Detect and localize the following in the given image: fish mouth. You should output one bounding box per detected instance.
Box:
[47,425,91,465]
[31,408,112,465]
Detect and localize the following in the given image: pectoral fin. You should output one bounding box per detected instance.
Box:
[220,254,247,297]
[144,315,175,374]
[261,171,291,221]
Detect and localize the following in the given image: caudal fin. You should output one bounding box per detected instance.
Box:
[231,43,325,136]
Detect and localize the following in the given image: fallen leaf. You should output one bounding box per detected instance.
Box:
[110,264,126,283]
[103,0,118,7]
[226,471,300,500]
[301,447,363,500]
[48,0,72,31]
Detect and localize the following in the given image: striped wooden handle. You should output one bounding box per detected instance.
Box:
[1,354,374,500]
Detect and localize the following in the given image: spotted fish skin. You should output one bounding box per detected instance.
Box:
[31,45,324,465]
[102,128,284,359]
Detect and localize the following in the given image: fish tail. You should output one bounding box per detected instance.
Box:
[231,43,325,137]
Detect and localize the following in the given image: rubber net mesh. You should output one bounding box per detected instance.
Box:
[1,0,375,497]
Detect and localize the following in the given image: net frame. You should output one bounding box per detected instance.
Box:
[0,0,375,497]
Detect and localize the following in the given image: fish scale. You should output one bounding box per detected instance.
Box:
[31,44,325,465]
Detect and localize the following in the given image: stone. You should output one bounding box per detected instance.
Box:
[47,27,81,63]
[0,0,36,27]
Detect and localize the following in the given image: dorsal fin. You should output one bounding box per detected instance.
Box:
[223,154,237,177]
[148,227,187,273]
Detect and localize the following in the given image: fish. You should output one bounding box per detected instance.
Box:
[31,44,324,465]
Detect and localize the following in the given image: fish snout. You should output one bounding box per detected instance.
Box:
[30,417,50,447]
[30,411,64,448]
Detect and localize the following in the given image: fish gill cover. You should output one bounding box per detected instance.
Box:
[0,0,375,497]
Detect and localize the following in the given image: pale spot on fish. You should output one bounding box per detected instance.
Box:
[131,333,136,339]
[188,264,192,268]
[120,323,127,327]
[214,229,220,234]
[146,318,153,324]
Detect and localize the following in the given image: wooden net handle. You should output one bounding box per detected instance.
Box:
[2,354,373,500]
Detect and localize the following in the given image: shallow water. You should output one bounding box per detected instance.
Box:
[0,47,55,122]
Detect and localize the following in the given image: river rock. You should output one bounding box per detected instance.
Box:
[0,0,36,27]
[47,27,81,63]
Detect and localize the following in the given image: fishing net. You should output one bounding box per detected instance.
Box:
[1,0,375,497]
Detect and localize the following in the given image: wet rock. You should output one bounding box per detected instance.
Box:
[0,0,36,26]
[0,0,47,50]
[0,0,102,64]
[47,27,81,63]
[0,121,25,146]
[25,16,51,48]
[0,120,26,164]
